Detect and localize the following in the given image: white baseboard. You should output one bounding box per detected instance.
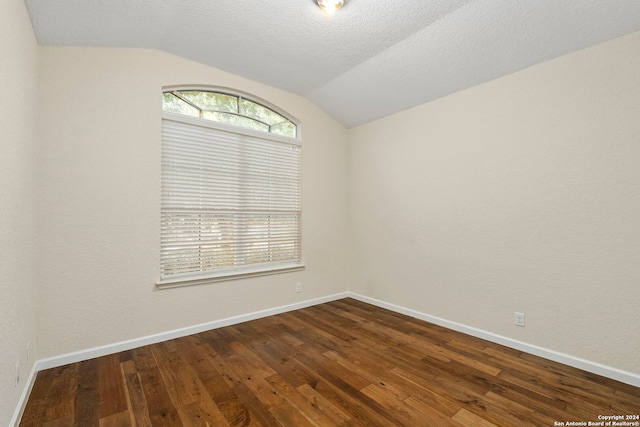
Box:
[12,290,639,426]
[37,292,349,371]
[347,292,640,388]
[11,292,348,426]
[9,362,38,427]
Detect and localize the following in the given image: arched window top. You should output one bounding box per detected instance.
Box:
[162,89,297,138]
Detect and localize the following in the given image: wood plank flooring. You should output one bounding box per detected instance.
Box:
[20,298,640,426]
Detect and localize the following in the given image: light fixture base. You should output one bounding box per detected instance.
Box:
[316,0,344,15]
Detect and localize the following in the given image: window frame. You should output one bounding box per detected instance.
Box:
[157,87,304,289]
[161,86,300,139]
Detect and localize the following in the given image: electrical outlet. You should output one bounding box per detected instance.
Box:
[515,312,525,327]
[15,361,20,387]
[295,282,302,293]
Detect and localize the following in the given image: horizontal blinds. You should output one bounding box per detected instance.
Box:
[161,118,301,279]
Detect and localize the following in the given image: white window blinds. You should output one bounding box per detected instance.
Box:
[160,115,302,287]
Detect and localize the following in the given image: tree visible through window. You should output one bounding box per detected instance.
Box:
[159,89,302,287]
[163,90,297,138]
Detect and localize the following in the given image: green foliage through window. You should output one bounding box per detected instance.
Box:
[163,90,297,138]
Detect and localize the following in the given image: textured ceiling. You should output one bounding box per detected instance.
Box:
[24,0,640,128]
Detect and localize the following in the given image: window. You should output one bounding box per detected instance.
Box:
[162,90,297,138]
[158,88,302,288]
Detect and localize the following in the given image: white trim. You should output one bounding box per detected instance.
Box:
[161,85,303,134]
[346,292,640,388]
[11,291,640,425]
[9,362,38,427]
[13,293,349,425]
[35,292,348,371]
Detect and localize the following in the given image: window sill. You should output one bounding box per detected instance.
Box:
[156,262,305,290]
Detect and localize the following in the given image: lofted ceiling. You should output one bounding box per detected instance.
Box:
[24,0,640,128]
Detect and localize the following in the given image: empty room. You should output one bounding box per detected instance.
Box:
[2,0,640,426]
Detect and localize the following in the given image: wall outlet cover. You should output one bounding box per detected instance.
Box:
[515,312,525,327]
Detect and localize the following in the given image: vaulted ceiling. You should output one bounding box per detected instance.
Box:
[24,0,640,128]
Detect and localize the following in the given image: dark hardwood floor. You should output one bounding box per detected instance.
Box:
[20,298,640,426]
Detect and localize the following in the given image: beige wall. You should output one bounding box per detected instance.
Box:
[348,31,640,373]
[36,47,350,359]
[0,0,39,424]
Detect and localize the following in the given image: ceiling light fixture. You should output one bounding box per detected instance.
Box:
[317,0,344,15]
